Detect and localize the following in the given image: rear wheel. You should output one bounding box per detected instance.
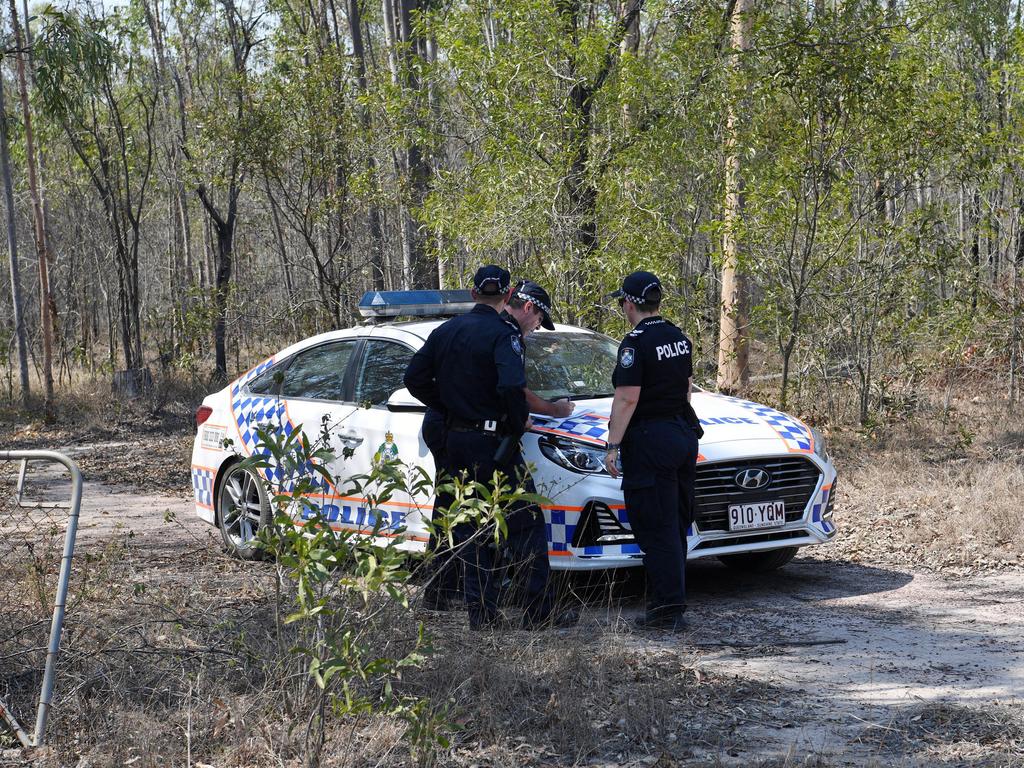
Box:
[718,546,798,572]
[217,463,271,560]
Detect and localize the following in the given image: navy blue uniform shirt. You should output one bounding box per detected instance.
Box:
[612,316,692,421]
[405,304,528,434]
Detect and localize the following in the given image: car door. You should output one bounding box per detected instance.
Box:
[273,339,363,515]
[344,336,432,550]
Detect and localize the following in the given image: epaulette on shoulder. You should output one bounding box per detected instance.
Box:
[627,328,644,337]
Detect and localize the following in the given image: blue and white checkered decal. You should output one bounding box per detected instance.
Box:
[547,506,643,557]
[530,412,609,446]
[811,485,834,535]
[546,505,693,558]
[228,358,336,497]
[713,394,813,453]
[192,467,214,508]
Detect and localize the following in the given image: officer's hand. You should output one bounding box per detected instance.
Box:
[551,398,575,418]
[605,447,621,478]
[524,416,534,430]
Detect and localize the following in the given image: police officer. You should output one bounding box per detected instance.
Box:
[501,280,575,421]
[404,265,533,629]
[604,271,699,631]
[421,280,575,613]
[493,279,577,627]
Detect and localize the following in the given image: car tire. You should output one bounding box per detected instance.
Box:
[217,462,271,560]
[718,546,798,572]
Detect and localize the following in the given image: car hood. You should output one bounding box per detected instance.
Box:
[529,391,815,454]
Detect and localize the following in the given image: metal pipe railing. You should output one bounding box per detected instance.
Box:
[0,450,82,748]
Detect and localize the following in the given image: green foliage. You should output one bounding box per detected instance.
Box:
[238,419,447,762]
[229,412,547,763]
[33,6,115,121]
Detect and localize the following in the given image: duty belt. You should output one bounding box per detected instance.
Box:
[447,415,506,435]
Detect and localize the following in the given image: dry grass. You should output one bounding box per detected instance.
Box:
[0,513,772,768]
[854,702,1024,767]
[811,384,1024,572]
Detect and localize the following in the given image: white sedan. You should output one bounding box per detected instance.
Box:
[190,291,837,571]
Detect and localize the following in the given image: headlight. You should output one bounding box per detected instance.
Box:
[811,428,829,461]
[538,435,610,475]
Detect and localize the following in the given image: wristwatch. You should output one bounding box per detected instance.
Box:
[606,443,620,451]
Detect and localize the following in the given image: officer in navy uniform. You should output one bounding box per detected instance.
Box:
[604,271,699,631]
[419,280,575,612]
[404,265,537,629]
[493,279,576,626]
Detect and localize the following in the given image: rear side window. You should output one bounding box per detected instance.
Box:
[247,366,280,395]
[280,341,359,401]
[353,340,415,406]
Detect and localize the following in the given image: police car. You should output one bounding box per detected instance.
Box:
[190,291,837,570]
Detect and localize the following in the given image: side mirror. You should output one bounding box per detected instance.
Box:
[386,387,426,413]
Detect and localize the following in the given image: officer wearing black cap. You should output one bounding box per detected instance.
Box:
[502,280,574,419]
[404,265,533,629]
[604,271,699,631]
[491,278,578,627]
[419,279,575,612]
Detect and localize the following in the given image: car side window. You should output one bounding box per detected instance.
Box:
[280,341,359,401]
[353,340,415,407]
[247,365,280,395]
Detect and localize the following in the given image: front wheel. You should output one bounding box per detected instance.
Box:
[718,546,798,572]
[217,463,271,560]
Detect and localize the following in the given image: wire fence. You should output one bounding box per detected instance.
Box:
[0,451,81,748]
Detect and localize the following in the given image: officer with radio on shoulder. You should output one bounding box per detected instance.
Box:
[604,271,700,632]
[419,279,574,613]
[404,266,576,630]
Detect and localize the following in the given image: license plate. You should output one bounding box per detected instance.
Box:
[727,500,786,531]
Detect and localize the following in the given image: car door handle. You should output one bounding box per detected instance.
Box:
[338,430,364,445]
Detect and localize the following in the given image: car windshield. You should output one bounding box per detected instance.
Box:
[524,331,619,400]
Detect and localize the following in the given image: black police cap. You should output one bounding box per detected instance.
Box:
[473,264,511,296]
[514,279,555,330]
[609,271,662,306]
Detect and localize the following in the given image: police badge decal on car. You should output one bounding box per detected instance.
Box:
[620,347,635,368]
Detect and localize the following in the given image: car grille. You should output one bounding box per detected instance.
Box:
[693,456,822,533]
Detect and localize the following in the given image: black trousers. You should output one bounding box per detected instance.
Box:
[620,416,699,618]
[422,410,461,602]
[445,430,551,624]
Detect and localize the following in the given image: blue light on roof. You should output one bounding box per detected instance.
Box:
[357,290,476,319]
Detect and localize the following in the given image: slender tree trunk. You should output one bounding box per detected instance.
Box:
[348,0,385,290]
[383,0,436,289]
[198,179,238,381]
[0,66,28,405]
[717,0,751,393]
[8,0,53,416]
[558,0,643,323]
[20,0,60,355]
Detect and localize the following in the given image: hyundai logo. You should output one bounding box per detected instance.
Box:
[734,468,771,490]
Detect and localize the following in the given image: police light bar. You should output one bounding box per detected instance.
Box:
[357,290,476,320]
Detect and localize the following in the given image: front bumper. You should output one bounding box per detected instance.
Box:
[543,455,837,570]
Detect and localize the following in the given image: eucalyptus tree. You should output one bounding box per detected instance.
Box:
[424,0,731,328]
[0,56,27,405]
[8,0,53,413]
[717,0,749,393]
[36,8,156,378]
[184,0,270,381]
